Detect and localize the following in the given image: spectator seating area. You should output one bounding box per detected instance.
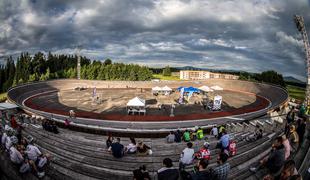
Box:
[2,103,309,180]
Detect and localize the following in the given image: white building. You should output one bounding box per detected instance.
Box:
[180,70,239,80]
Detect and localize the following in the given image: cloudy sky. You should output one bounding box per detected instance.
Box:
[1,0,310,81]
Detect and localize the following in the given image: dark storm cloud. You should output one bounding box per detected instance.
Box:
[0,0,310,80]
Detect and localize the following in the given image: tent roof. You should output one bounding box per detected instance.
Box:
[127,97,145,107]
[0,103,18,110]
[211,85,223,90]
[198,85,214,92]
[152,86,162,91]
[162,86,172,91]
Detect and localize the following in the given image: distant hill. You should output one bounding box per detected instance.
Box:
[284,76,305,84]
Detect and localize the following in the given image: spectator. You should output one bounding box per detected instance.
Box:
[195,142,211,160]
[280,160,299,180]
[183,130,191,142]
[25,139,42,161]
[296,117,306,145]
[166,131,175,143]
[190,129,197,141]
[110,138,124,158]
[286,109,295,124]
[213,152,230,180]
[36,153,51,175]
[228,139,237,157]
[10,115,18,129]
[250,137,285,174]
[282,135,291,160]
[106,134,113,149]
[137,141,152,156]
[64,119,71,128]
[1,127,8,148]
[210,125,218,138]
[217,130,229,151]
[6,130,15,151]
[190,159,212,180]
[179,142,195,170]
[174,129,182,143]
[133,165,151,180]
[51,121,59,134]
[158,158,179,180]
[288,125,299,152]
[196,127,204,140]
[125,137,137,154]
[298,104,306,117]
[9,136,24,165]
[218,125,225,139]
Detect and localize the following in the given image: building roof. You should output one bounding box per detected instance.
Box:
[0,103,19,110]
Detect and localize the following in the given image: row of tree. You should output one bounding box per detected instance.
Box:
[238,70,285,87]
[0,52,153,93]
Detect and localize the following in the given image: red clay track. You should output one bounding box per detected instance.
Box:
[24,92,270,122]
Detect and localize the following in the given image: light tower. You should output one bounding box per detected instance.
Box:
[76,47,81,80]
[294,15,310,105]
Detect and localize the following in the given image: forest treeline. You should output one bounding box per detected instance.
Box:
[0,52,153,93]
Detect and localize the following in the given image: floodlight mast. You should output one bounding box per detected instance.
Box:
[294,15,310,105]
[76,47,81,80]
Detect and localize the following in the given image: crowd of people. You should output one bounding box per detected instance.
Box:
[106,136,153,158]
[1,121,51,178]
[249,106,307,180]
[41,119,59,134]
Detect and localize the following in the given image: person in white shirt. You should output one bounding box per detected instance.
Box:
[10,145,24,165]
[26,142,42,161]
[126,137,137,154]
[179,142,195,170]
[211,126,218,138]
[6,135,15,150]
[1,132,7,146]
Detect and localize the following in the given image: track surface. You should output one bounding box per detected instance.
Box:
[24,90,270,122]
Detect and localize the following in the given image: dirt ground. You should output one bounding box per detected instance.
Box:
[55,88,257,116]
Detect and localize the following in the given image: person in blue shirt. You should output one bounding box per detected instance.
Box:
[218,130,229,151]
[110,138,124,158]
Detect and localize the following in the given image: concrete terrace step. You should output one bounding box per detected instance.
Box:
[23,127,277,180]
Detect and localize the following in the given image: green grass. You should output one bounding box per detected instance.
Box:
[152,74,181,81]
[287,85,305,101]
[0,92,7,102]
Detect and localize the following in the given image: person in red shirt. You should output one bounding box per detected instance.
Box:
[10,115,18,129]
[195,142,211,160]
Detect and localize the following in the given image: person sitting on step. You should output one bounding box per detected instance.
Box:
[125,137,137,154]
[250,136,285,176]
[158,158,179,180]
[179,142,195,170]
[137,141,152,156]
[166,131,175,143]
[109,138,125,158]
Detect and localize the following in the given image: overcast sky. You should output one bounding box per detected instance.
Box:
[1,0,310,81]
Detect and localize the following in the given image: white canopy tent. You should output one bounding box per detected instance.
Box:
[127,97,146,115]
[127,97,146,107]
[198,85,214,92]
[161,85,172,95]
[211,85,223,91]
[152,86,162,92]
